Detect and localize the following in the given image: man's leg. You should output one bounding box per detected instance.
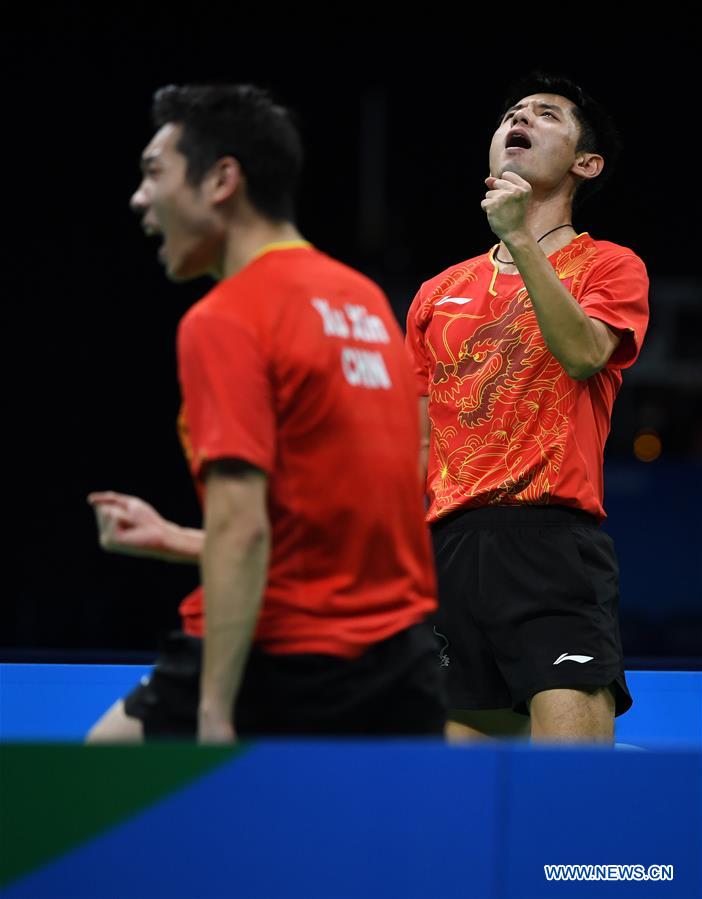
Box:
[431,521,521,740]
[446,708,530,742]
[529,687,615,743]
[86,699,144,743]
[478,510,630,744]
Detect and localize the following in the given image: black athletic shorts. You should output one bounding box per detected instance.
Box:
[430,505,632,717]
[124,621,446,739]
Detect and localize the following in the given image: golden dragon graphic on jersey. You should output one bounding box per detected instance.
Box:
[428,285,572,516]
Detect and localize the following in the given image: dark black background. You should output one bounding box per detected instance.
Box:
[6,32,701,657]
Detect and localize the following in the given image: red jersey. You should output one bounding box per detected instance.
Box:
[176,242,436,655]
[405,233,649,522]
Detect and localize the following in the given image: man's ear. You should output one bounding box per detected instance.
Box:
[572,152,604,182]
[209,156,243,204]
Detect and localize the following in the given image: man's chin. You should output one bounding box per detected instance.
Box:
[500,163,528,180]
[164,266,190,283]
[159,243,212,282]
[163,256,201,283]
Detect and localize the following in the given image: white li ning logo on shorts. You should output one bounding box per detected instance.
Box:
[553,653,595,666]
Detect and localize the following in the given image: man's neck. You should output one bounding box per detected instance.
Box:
[496,197,576,266]
[218,218,305,280]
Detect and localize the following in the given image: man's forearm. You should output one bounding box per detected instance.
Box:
[199,523,270,722]
[160,523,204,564]
[505,234,613,379]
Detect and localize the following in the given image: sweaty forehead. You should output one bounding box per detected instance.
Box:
[514,93,577,117]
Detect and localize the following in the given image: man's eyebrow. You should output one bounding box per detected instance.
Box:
[140,152,160,171]
[503,101,564,117]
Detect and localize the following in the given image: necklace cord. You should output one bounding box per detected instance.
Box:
[494,223,573,265]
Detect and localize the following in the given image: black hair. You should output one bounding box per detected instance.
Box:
[499,72,622,209]
[152,84,303,221]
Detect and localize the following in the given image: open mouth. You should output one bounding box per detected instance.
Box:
[142,222,163,239]
[506,129,532,150]
[142,222,167,260]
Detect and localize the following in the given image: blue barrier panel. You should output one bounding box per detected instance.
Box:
[615,671,702,748]
[0,663,151,740]
[500,746,701,898]
[2,665,701,748]
[2,742,700,899]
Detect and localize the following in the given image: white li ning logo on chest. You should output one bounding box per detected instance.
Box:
[435,296,475,306]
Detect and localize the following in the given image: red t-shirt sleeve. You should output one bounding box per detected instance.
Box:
[177,308,275,479]
[578,251,650,369]
[405,288,432,396]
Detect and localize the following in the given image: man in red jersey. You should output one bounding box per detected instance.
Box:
[406,72,649,743]
[87,84,442,743]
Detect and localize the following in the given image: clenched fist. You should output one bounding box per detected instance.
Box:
[481,171,531,242]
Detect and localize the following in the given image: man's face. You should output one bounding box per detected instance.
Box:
[488,92,583,189]
[130,123,219,281]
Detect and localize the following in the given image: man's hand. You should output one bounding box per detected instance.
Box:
[88,491,204,564]
[198,705,236,744]
[481,172,531,242]
[88,492,172,558]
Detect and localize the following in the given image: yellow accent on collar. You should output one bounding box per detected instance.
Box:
[252,239,312,261]
[487,244,500,296]
[486,232,589,296]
